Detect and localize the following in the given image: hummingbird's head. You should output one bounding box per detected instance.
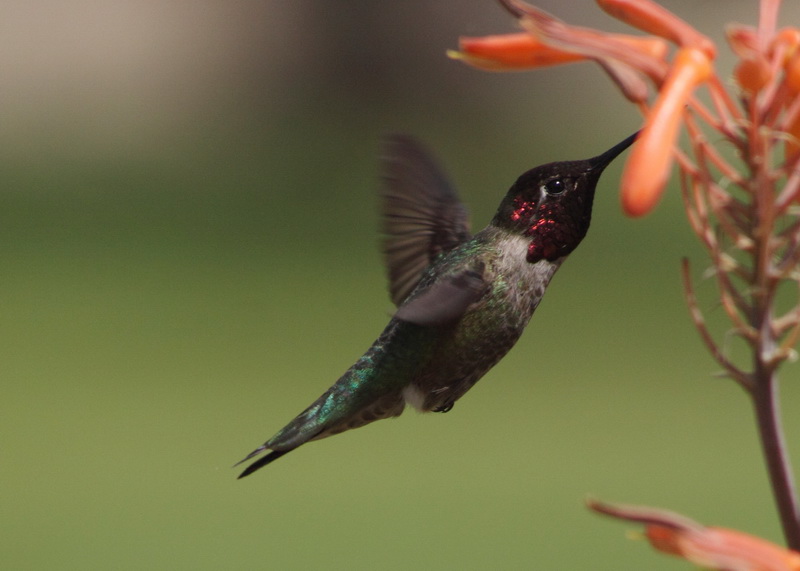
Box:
[491,132,637,264]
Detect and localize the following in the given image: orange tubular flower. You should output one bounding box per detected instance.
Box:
[596,0,716,58]
[784,53,800,162]
[771,28,800,62]
[647,525,800,570]
[448,32,666,72]
[589,500,800,571]
[735,56,772,94]
[620,47,711,216]
[448,33,585,71]
[450,0,731,217]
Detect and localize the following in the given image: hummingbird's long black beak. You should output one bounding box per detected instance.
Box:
[587,131,639,172]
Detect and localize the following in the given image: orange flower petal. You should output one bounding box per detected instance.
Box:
[518,7,668,82]
[449,32,666,73]
[621,47,711,216]
[786,52,800,94]
[589,500,800,571]
[596,0,716,59]
[726,23,759,58]
[784,109,800,164]
[646,525,800,570]
[449,33,585,71]
[771,28,800,63]
[735,56,772,94]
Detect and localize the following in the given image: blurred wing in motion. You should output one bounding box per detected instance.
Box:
[380,135,472,306]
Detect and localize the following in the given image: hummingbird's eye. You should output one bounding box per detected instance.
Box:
[542,178,565,196]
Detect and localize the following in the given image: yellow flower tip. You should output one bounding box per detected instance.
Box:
[446,47,526,72]
[596,0,716,60]
[445,50,470,63]
[451,33,584,71]
[620,47,711,217]
[624,529,646,542]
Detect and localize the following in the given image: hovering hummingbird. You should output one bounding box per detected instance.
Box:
[237,132,636,478]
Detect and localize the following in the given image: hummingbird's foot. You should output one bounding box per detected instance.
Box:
[434,402,454,413]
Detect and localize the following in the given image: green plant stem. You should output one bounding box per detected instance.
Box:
[751,369,800,550]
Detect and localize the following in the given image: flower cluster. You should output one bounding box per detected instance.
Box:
[449,0,800,217]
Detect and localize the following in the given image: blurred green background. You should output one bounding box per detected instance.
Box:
[3,1,800,569]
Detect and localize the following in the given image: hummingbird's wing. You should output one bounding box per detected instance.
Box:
[381,135,472,306]
[394,267,486,326]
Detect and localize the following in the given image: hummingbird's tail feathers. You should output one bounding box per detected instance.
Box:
[237,449,291,479]
[234,444,269,467]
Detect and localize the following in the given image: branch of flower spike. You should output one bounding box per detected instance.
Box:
[683,114,746,187]
[772,331,800,369]
[678,157,778,349]
[678,171,736,273]
[770,233,800,287]
[774,217,800,268]
[719,278,760,344]
[496,0,523,18]
[700,75,745,133]
[676,155,774,354]
[679,170,714,246]
[772,304,800,368]
[685,94,736,140]
[681,258,754,391]
[594,58,650,104]
[775,162,800,213]
[707,190,752,248]
[681,143,751,248]
[773,301,800,330]
[679,163,751,285]
[588,498,704,531]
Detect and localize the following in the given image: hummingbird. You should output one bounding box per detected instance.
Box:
[237,132,636,478]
